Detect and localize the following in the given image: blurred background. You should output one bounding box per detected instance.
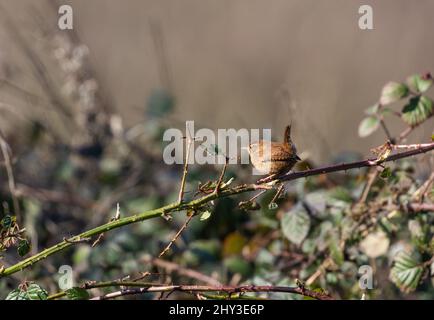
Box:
[0,0,433,299]
[1,0,434,160]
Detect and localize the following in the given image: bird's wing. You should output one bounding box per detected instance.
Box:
[255,141,293,162]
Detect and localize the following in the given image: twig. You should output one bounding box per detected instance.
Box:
[0,4,72,119]
[0,133,20,222]
[178,134,193,204]
[408,203,434,212]
[213,159,228,194]
[277,142,434,182]
[142,256,222,286]
[0,78,50,106]
[158,212,195,258]
[89,284,332,300]
[2,228,27,239]
[47,280,158,300]
[412,172,434,203]
[269,184,285,206]
[306,258,333,286]
[358,167,381,203]
[92,203,122,247]
[392,143,434,150]
[149,20,173,92]
[379,118,394,143]
[420,172,434,202]
[13,184,93,209]
[241,189,268,206]
[358,122,423,204]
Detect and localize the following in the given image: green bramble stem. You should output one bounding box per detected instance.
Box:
[0,185,254,279]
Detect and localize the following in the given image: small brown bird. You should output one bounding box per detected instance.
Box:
[248,125,301,177]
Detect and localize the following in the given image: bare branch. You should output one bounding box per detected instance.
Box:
[0,133,20,222]
[142,256,222,286]
[90,284,332,300]
[158,212,195,258]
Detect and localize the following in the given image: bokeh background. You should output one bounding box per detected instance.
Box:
[1,0,434,160]
[0,0,433,299]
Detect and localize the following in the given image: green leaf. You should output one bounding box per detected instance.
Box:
[17,239,31,257]
[364,104,380,115]
[358,116,380,137]
[6,289,28,300]
[1,215,14,229]
[407,74,433,93]
[329,187,353,203]
[281,204,310,245]
[65,287,90,300]
[401,95,433,126]
[390,251,424,293]
[380,82,409,105]
[199,210,212,221]
[301,238,316,254]
[26,284,49,300]
[223,256,252,276]
[6,283,48,300]
[380,167,392,179]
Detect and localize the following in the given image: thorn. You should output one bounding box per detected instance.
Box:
[161,213,172,221]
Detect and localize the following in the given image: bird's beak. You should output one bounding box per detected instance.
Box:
[295,154,301,161]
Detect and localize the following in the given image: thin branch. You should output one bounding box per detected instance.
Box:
[379,118,394,143]
[277,142,434,182]
[0,78,50,106]
[213,159,228,194]
[358,167,381,203]
[0,142,432,278]
[92,203,122,247]
[412,172,434,203]
[408,203,434,213]
[47,280,157,300]
[178,134,193,204]
[420,172,434,201]
[142,256,222,286]
[158,213,195,258]
[269,184,285,206]
[358,121,424,204]
[306,258,333,286]
[0,5,72,119]
[0,133,20,222]
[13,184,93,209]
[89,284,332,300]
[392,142,434,150]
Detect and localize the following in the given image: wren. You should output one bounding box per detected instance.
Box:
[248,125,301,177]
